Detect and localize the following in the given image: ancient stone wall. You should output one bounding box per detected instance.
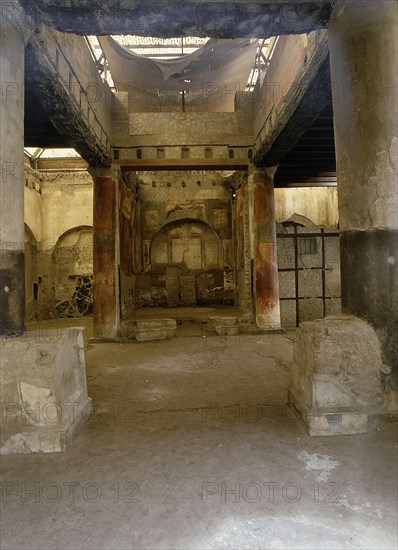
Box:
[275,187,338,229]
[112,98,254,160]
[132,171,235,308]
[24,166,94,320]
[52,228,93,318]
[23,162,341,321]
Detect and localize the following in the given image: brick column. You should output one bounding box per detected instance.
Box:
[89,166,121,339]
[249,166,281,329]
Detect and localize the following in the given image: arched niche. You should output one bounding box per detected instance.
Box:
[52,226,93,317]
[150,219,224,270]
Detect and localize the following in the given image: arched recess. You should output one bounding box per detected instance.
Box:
[24,224,39,321]
[140,218,233,307]
[52,226,93,317]
[150,218,224,270]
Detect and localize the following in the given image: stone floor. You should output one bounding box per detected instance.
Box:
[1,323,397,549]
[122,305,247,323]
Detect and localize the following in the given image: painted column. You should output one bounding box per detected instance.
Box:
[234,173,253,311]
[249,166,281,329]
[0,18,26,335]
[89,166,121,339]
[329,0,398,372]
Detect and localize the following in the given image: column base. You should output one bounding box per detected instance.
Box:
[288,315,395,436]
[0,327,92,454]
[340,228,398,374]
[255,309,281,331]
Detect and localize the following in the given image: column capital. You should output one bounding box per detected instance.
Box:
[88,164,122,182]
[248,164,278,180]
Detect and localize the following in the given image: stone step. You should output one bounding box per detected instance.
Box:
[207,316,240,336]
[135,319,176,330]
[134,319,177,342]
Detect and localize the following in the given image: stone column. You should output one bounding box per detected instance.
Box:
[89,166,121,339]
[249,166,281,329]
[329,0,398,373]
[0,18,26,335]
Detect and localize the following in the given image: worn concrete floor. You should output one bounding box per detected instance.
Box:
[1,326,397,550]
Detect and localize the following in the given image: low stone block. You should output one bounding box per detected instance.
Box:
[207,317,240,336]
[215,325,240,336]
[305,412,368,436]
[0,327,92,454]
[289,315,383,436]
[134,319,177,341]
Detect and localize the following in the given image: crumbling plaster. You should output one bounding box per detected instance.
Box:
[23,161,341,322]
[127,112,254,149]
[275,187,338,228]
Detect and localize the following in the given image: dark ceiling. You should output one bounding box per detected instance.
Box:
[24,46,69,149]
[275,104,336,186]
[24,87,69,148]
[19,1,333,38]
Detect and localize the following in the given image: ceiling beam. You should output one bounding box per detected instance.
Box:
[115,158,249,171]
[254,36,332,167]
[19,1,333,38]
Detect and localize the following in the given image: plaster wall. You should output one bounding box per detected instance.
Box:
[275,187,338,228]
[24,168,94,319]
[24,176,43,244]
[40,172,93,246]
[113,105,254,153]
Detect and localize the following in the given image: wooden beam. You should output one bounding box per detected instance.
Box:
[114,159,249,171]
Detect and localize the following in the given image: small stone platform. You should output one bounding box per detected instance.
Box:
[289,315,384,436]
[1,327,92,454]
[207,317,240,336]
[134,319,177,341]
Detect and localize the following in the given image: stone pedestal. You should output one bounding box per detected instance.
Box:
[289,316,384,436]
[1,327,92,454]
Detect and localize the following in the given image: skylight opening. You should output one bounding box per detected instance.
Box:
[86,36,116,90]
[111,36,210,60]
[245,36,279,92]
